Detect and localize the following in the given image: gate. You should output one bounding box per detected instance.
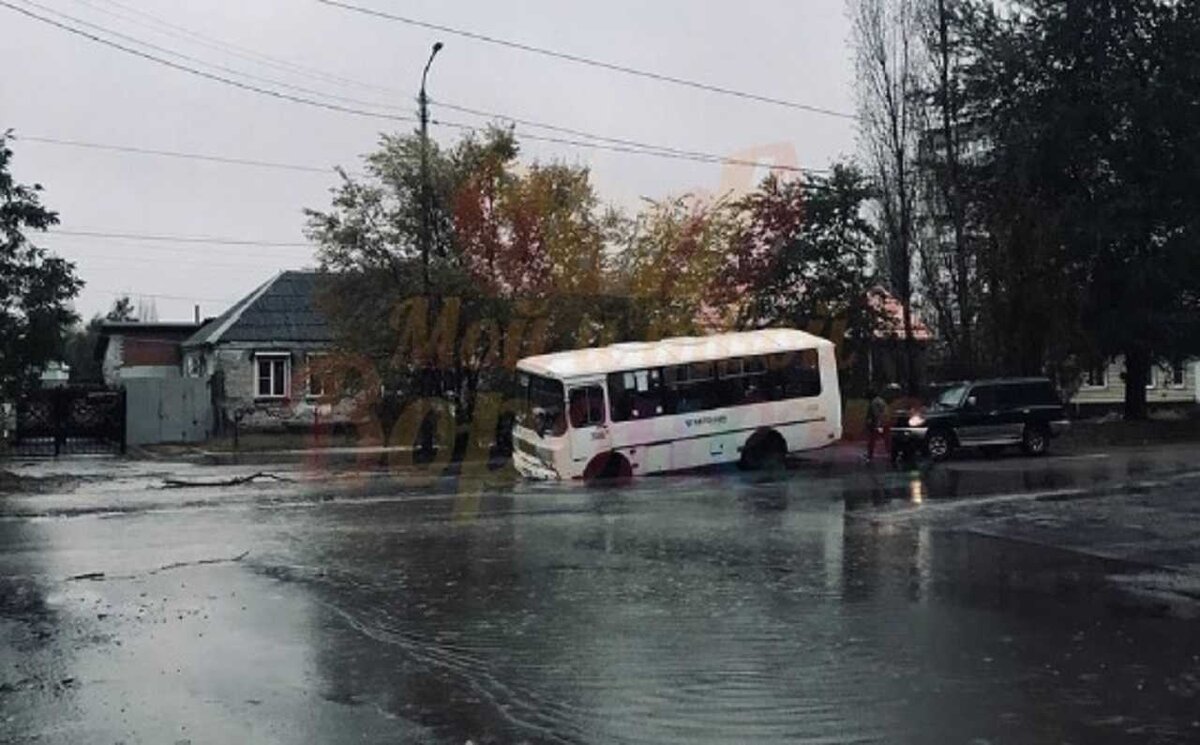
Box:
[12,387,126,456]
[123,377,211,446]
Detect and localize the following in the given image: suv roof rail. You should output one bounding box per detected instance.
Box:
[930,376,1053,386]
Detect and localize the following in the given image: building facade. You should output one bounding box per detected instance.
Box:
[97,321,201,386]
[182,271,355,432]
[1070,357,1199,414]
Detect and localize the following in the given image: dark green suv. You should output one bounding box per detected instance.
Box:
[890,378,1070,461]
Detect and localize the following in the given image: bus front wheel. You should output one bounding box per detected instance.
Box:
[584,451,632,482]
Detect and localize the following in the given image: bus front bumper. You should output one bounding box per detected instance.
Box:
[512,450,560,480]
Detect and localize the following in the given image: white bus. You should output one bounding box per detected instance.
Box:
[511,329,842,480]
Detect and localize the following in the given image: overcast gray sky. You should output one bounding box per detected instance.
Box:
[2,0,857,322]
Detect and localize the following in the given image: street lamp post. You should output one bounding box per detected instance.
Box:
[415,42,443,457]
[418,41,443,297]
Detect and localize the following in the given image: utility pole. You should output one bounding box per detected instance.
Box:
[418,41,443,298]
[416,42,443,459]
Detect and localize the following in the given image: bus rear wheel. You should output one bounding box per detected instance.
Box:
[740,431,788,472]
[584,451,632,482]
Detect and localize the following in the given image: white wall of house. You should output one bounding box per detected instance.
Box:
[120,366,180,380]
[192,342,356,431]
[101,336,122,386]
[1071,356,1198,407]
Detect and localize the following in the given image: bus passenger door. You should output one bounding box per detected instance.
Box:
[568,384,610,468]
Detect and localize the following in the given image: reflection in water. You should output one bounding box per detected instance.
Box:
[9,452,1200,743]
[908,477,926,505]
[256,473,1200,744]
[0,517,84,736]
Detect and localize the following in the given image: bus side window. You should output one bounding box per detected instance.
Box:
[765,350,821,399]
[679,362,716,412]
[587,387,605,423]
[741,355,769,403]
[630,368,665,419]
[714,358,742,407]
[787,349,822,398]
[569,386,605,428]
[765,354,791,400]
[608,369,666,420]
[607,372,632,422]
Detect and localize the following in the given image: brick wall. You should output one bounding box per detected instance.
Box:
[212,344,358,431]
[123,338,183,367]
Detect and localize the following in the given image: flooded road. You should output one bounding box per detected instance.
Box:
[3,452,1200,743]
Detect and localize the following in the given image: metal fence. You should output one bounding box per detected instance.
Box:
[11,387,126,456]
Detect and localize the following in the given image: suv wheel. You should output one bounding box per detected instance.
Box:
[926,430,954,462]
[1021,426,1049,456]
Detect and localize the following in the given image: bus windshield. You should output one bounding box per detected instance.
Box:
[515,372,567,437]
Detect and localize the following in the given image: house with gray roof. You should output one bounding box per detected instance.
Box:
[183,271,348,431]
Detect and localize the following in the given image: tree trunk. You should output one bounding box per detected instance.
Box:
[935,0,972,376]
[898,150,918,395]
[1122,346,1150,421]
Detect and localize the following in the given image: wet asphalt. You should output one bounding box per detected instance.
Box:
[2,447,1200,744]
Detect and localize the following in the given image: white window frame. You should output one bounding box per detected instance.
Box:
[255,352,290,399]
[1081,363,1107,389]
[305,352,329,398]
[1167,361,1187,390]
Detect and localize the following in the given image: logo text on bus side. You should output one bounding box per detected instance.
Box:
[684,414,728,428]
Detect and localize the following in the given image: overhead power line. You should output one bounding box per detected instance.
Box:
[61,249,309,272]
[46,229,313,247]
[0,0,417,124]
[17,135,343,175]
[89,286,239,303]
[432,98,826,171]
[70,0,400,95]
[20,0,407,113]
[35,236,316,258]
[58,0,829,172]
[432,118,824,175]
[2,1,826,175]
[314,0,856,120]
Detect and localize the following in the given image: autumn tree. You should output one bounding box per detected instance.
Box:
[452,141,629,353]
[306,126,630,449]
[613,194,741,339]
[737,165,882,386]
